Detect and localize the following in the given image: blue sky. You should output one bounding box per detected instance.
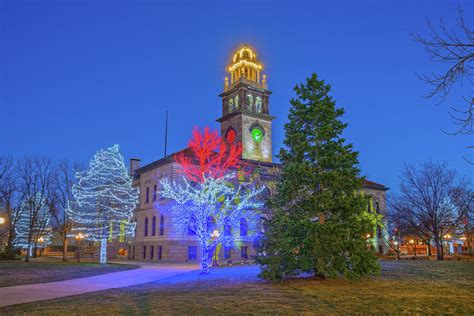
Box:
[1,0,472,192]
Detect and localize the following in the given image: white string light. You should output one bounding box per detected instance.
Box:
[160,172,264,273]
[68,144,139,264]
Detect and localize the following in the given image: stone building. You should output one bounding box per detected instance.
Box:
[129,47,390,263]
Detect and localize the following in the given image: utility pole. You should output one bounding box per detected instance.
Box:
[164,110,168,157]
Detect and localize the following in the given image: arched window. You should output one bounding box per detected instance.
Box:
[228,98,234,113]
[247,94,253,111]
[240,218,248,236]
[159,215,164,236]
[255,97,262,113]
[152,216,156,236]
[207,216,215,232]
[234,95,239,109]
[144,217,149,237]
[224,218,232,236]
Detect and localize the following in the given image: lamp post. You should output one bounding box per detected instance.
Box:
[394,241,400,260]
[75,233,84,263]
[0,217,5,224]
[444,234,452,255]
[38,237,44,257]
[409,239,416,258]
[210,229,220,267]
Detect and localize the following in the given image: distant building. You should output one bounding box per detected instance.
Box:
[129,47,390,263]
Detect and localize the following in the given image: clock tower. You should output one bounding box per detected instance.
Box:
[217,46,274,163]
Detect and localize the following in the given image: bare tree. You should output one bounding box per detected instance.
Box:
[16,157,54,262]
[390,161,473,260]
[50,161,78,261]
[0,156,23,258]
[413,5,474,161]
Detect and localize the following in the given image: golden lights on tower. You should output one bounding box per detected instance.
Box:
[225,46,266,88]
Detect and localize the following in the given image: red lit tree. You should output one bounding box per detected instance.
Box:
[160,127,263,274]
[174,127,242,183]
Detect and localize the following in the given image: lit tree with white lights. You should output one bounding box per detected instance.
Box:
[160,127,264,274]
[15,193,51,257]
[69,145,138,264]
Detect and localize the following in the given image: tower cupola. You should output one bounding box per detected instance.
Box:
[226,46,266,90]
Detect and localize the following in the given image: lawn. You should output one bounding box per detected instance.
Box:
[0,260,473,315]
[0,259,138,287]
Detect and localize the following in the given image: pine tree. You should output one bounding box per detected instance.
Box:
[257,73,380,280]
[68,145,138,264]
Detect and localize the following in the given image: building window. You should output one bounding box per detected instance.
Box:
[188,216,196,235]
[144,217,149,237]
[241,246,248,259]
[146,187,150,203]
[150,246,154,260]
[152,216,156,236]
[224,221,232,236]
[153,184,157,201]
[157,245,162,260]
[246,94,253,111]
[159,215,164,236]
[255,96,262,113]
[377,226,382,238]
[375,201,380,214]
[188,246,197,260]
[224,246,231,259]
[142,246,146,260]
[378,245,383,254]
[207,216,215,232]
[240,218,248,236]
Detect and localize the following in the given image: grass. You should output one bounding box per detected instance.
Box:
[0,258,138,287]
[1,260,473,315]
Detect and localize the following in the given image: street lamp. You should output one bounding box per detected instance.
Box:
[0,217,5,225]
[409,239,417,258]
[210,230,220,267]
[75,233,84,262]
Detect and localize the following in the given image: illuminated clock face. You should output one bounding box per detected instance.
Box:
[251,127,264,143]
[226,129,236,143]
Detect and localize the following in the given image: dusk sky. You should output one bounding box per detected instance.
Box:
[1,0,473,192]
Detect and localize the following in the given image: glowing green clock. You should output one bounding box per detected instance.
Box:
[251,127,264,143]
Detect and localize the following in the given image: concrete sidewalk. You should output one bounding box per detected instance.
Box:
[0,262,198,308]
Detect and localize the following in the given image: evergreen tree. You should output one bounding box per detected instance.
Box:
[257,73,380,280]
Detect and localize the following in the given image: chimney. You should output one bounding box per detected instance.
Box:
[129,158,141,176]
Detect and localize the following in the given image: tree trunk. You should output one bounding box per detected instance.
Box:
[25,242,31,262]
[62,237,68,261]
[427,238,432,256]
[99,238,107,264]
[200,243,210,274]
[5,228,16,259]
[434,235,443,260]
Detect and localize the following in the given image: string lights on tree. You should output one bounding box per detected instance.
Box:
[160,127,264,274]
[68,145,139,264]
[14,194,52,257]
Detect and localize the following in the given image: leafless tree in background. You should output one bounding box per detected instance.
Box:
[390,161,473,260]
[50,161,78,261]
[17,157,54,262]
[413,5,474,162]
[0,156,23,258]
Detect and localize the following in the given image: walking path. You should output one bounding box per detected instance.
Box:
[0,261,199,308]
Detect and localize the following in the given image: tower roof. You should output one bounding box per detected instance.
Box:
[228,46,262,73]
